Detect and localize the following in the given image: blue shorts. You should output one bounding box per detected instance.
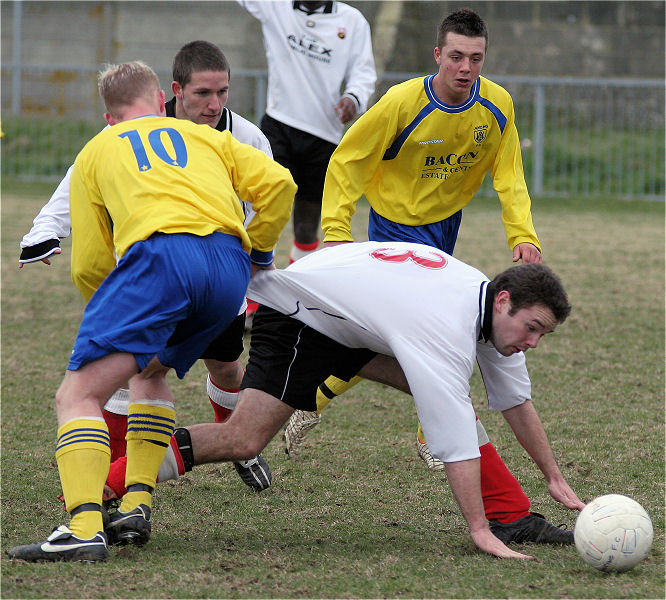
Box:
[69,232,250,379]
[368,208,463,255]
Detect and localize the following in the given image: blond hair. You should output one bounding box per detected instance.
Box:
[98,61,161,119]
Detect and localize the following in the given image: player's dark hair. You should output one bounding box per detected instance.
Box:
[437,8,488,50]
[491,263,571,323]
[172,40,230,87]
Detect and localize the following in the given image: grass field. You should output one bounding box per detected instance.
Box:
[1,181,664,599]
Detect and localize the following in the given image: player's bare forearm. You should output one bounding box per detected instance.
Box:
[444,459,532,559]
[502,401,584,510]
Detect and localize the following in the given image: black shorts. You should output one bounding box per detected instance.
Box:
[241,306,377,411]
[260,114,337,205]
[199,313,245,362]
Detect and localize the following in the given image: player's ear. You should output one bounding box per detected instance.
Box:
[104,112,116,126]
[494,289,511,313]
[172,81,182,98]
[158,89,166,116]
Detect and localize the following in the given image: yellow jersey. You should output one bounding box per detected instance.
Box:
[70,115,295,300]
[322,75,539,251]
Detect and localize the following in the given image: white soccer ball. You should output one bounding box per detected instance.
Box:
[574,494,653,572]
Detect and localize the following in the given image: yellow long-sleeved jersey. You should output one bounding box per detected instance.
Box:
[321,75,539,251]
[70,115,295,301]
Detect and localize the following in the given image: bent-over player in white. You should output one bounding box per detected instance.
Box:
[179,242,584,559]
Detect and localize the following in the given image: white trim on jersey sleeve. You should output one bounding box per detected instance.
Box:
[476,340,532,411]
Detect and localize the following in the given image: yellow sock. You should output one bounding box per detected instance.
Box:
[416,422,426,444]
[316,375,363,414]
[121,400,175,513]
[55,418,110,539]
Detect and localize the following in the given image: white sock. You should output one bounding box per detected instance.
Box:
[104,388,130,415]
[157,441,180,483]
[476,418,490,446]
[207,374,238,410]
[289,240,319,263]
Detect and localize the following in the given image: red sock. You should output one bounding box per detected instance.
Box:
[103,409,128,462]
[106,456,128,498]
[168,434,186,476]
[479,442,531,523]
[209,400,233,423]
[207,377,238,423]
[289,239,319,264]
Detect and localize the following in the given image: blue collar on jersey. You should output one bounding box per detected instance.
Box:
[425,75,508,132]
[478,281,494,342]
[383,76,507,161]
[425,74,480,113]
[384,77,482,161]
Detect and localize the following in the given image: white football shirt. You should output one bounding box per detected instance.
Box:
[248,241,532,462]
[238,0,376,143]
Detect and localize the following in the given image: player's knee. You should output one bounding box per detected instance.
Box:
[204,359,243,389]
[55,384,105,415]
[234,438,265,460]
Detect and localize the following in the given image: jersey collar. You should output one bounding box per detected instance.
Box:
[478,281,494,342]
[165,98,230,133]
[293,1,334,14]
[424,75,480,113]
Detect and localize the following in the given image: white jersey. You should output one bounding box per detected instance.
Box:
[19,107,272,249]
[238,0,376,144]
[247,241,532,462]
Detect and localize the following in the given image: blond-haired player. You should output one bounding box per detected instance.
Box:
[8,61,294,563]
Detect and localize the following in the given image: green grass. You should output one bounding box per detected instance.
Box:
[1,184,664,598]
[1,117,101,178]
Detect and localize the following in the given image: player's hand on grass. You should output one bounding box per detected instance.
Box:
[547,476,585,511]
[512,242,542,264]
[18,246,62,269]
[471,527,533,559]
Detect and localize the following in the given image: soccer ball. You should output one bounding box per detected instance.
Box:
[574,494,653,572]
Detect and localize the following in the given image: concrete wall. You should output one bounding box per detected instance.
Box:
[2,0,664,117]
[391,1,666,78]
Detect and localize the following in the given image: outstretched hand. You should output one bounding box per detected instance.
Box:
[548,477,585,511]
[18,247,62,269]
[471,527,533,559]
